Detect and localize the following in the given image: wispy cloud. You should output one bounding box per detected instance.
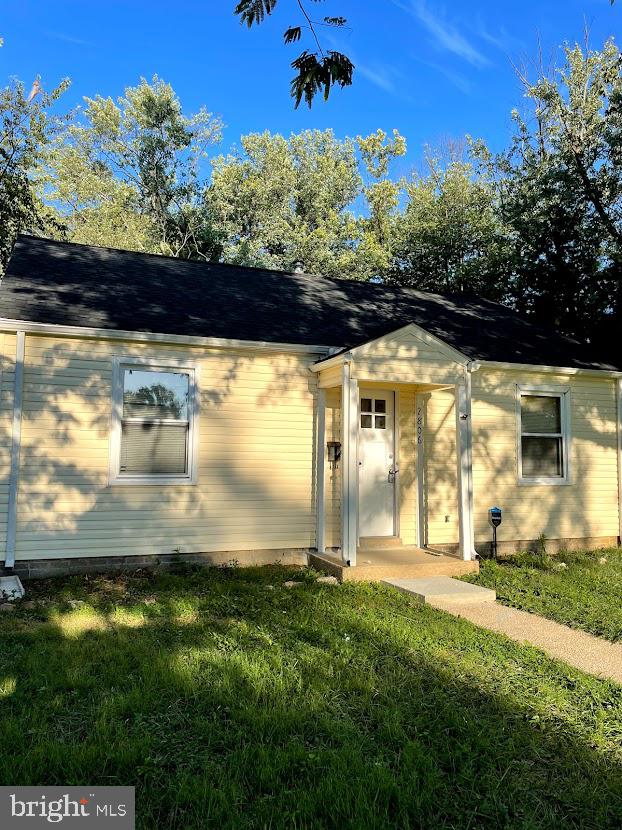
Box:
[326,31,406,98]
[470,17,525,54]
[393,0,490,68]
[427,62,472,94]
[357,63,398,93]
[412,55,473,94]
[45,31,92,47]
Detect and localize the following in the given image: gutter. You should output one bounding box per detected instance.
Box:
[463,360,481,560]
[0,318,331,357]
[310,350,353,373]
[479,359,622,379]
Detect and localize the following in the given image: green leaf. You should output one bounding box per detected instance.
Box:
[290,51,354,108]
[284,26,302,44]
[234,0,278,27]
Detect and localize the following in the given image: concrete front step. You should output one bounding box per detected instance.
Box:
[382,576,495,605]
[358,536,403,551]
[309,552,478,583]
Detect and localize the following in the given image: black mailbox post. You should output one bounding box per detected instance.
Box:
[488,507,502,559]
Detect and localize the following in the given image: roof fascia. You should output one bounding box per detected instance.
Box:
[480,359,622,379]
[0,318,331,356]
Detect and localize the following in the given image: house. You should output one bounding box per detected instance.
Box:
[0,234,620,581]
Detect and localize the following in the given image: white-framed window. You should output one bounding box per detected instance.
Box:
[517,385,570,485]
[109,357,199,486]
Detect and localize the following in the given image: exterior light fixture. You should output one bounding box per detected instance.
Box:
[327,441,341,469]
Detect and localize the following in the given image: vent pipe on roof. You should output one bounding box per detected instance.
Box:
[293,261,305,274]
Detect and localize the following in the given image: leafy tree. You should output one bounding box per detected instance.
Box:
[390,144,509,299]
[43,76,223,259]
[234,0,353,107]
[355,129,407,281]
[126,384,184,419]
[207,127,407,280]
[0,39,69,272]
[473,38,622,346]
[207,128,362,277]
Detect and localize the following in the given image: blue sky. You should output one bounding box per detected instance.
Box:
[2,0,620,172]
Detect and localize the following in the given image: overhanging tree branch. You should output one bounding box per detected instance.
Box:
[234,0,354,107]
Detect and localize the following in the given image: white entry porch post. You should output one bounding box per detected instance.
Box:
[455,368,476,560]
[315,387,326,554]
[341,361,358,565]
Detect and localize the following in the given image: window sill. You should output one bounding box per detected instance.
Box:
[517,477,570,486]
[109,476,197,487]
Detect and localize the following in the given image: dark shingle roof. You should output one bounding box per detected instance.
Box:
[1,235,618,371]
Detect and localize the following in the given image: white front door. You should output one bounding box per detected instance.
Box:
[358,391,396,537]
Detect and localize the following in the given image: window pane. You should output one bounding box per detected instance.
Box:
[521,395,561,434]
[374,399,386,413]
[123,369,189,420]
[361,398,372,413]
[375,416,386,429]
[120,422,188,475]
[361,414,372,428]
[521,436,563,478]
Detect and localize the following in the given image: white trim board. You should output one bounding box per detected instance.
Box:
[617,379,622,543]
[480,359,622,379]
[1,318,618,378]
[515,384,571,486]
[0,317,330,357]
[5,330,25,568]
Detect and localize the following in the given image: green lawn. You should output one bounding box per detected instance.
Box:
[467,547,622,642]
[1,565,622,829]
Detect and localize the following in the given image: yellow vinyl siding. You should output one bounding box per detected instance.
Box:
[13,334,321,560]
[324,387,341,548]
[422,388,460,546]
[398,389,418,544]
[471,368,620,546]
[318,364,342,389]
[4,326,620,565]
[350,326,465,386]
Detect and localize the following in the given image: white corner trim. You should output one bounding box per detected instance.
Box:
[340,361,358,565]
[315,387,326,554]
[108,356,201,486]
[464,364,477,558]
[515,384,571,486]
[480,359,622,379]
[617,379,622,543]
[455,380,475,561]
[393,389,401,539]
[0,317,330,357]
[5,330,25,568]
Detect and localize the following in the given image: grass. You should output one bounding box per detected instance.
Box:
[466,547,622,643]
[1,564,622,829]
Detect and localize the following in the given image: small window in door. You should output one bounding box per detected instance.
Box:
[360,398,387,429]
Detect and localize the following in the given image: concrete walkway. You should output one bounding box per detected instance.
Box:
[432,597,622,685]
[382,576,622,684]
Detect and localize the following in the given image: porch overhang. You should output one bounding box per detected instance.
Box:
[312,323,479,566]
